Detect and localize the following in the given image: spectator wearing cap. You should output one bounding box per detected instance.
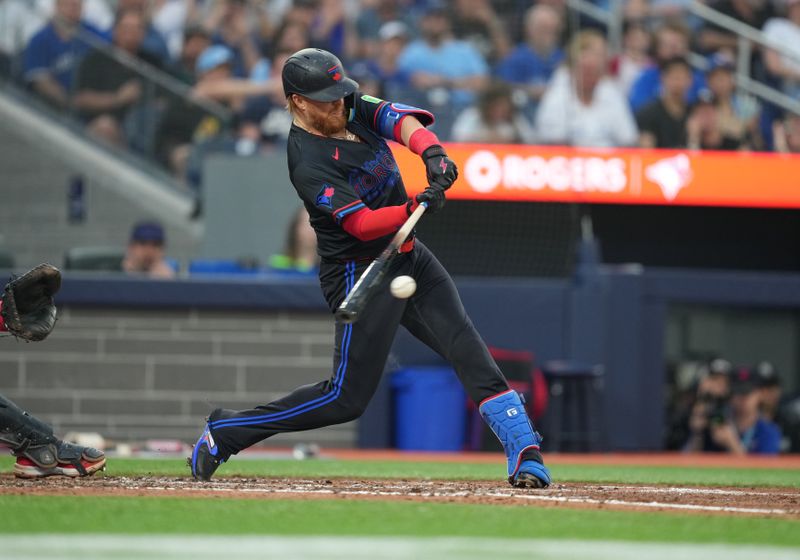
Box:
[122,221,176,279]
[763,0,800,99]
[202,0,264,78]
[714,367,782,454]
[353,0,415,61]
[495,4,564,110]
[754,361,783,424]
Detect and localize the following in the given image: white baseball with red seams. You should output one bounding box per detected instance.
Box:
[390,275,416,299]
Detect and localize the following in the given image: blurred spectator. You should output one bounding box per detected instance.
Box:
[450,0,511,63]
[0,1,49,74]
[353,0,415,60]
[270,19,311,58]
[156,45,278,181]
[686,90,748,151]
[203,0,266,78]
[684,361,782,455]
[536,30,638,147]
[772,111,800,152]
[704,51,761,148]
[115,0,170,62]
[268,206,318,274]
[495,4,564,109]
[396,6,489,111]
[636,57,694,148]
[309,0,347,57]
[151,0,194,60]
[629,21,705,112]
[450,82,535,144]
[348,21,411,100]
[23,0,109,109]
[169,25,212,85]
[239,49,294,148]
[763,0,800,99]
[122,221,176,279]
[73,9,158,147]
[689,366,782,454]
[610,19,652,97]
[699,0,777,54]
[754,361,782,423]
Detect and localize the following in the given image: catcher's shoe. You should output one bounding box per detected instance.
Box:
[13,442,106,479]
[479,389,552,489]
[189,425,226,481]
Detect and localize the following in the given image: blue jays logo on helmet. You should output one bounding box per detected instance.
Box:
[327,65,342,82]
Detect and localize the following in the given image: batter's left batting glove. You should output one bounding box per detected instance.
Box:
[422,145,458,191]
[414,185,446,214]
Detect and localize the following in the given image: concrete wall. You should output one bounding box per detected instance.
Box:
[0,306,354,448]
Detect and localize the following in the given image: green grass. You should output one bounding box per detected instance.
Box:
[1,495,798,545]
[2,456,796,488]
[2,455,798,546]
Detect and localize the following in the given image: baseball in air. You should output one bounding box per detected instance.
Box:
[390,275,416,299]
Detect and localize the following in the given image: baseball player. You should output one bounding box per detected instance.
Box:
[190,48,551,489]
[0,264,106,478]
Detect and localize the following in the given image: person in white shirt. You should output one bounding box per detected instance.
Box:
[763,0,800,99]
[536,29,638,147]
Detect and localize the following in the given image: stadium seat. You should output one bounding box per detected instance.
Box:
[188,258,261,275]
[63,247,124,272]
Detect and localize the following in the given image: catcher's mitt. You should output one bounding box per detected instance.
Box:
[0,263,60,342]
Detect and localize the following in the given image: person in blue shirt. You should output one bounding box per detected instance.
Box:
[628,20,705,112]
[396,7,488,111]
[23,0,109,108]
[685,366,782,455]
[495,4,564,108]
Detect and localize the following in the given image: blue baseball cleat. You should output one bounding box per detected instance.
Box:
[188,424,226,481]
[479,389,552,488]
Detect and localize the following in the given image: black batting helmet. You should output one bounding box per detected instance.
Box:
[282,48,359,102]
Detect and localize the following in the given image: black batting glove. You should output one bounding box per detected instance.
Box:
[413,185,446,214]
[422,145,458,191]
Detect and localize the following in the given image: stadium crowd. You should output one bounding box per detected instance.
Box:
[1,0,800,185]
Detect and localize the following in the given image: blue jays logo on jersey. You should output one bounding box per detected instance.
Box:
[316,184,335,208]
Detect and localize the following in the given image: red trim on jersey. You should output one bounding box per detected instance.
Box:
[407,127,440,156]
[372,101,388,132]
[0,300,6,332]
[341,204,410,241]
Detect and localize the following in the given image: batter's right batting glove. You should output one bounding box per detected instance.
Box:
[422,145,458,191]
[414,185,446,214]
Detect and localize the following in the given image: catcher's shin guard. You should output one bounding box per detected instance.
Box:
[479,389,552,488]
[1,395,105,478]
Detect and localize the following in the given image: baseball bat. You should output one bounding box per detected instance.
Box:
[334,202,427,324]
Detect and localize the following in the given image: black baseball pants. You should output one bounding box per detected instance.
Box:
[207,241,509,456]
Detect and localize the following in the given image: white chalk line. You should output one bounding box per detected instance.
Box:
[104,482,794,516]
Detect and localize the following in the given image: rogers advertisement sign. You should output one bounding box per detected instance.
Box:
[391,144,800,209]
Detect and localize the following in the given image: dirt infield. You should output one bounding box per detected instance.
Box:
[2,475,798,518]
[1,453,798,518]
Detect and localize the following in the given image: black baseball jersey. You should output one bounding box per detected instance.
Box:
[287,93,432,262]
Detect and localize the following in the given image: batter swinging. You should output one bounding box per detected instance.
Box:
[189,48,551,489]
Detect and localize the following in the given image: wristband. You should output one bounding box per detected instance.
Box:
[408,127,440,156]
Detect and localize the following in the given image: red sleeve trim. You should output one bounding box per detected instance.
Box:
[341,204,410,241]
[0,300,6,332]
